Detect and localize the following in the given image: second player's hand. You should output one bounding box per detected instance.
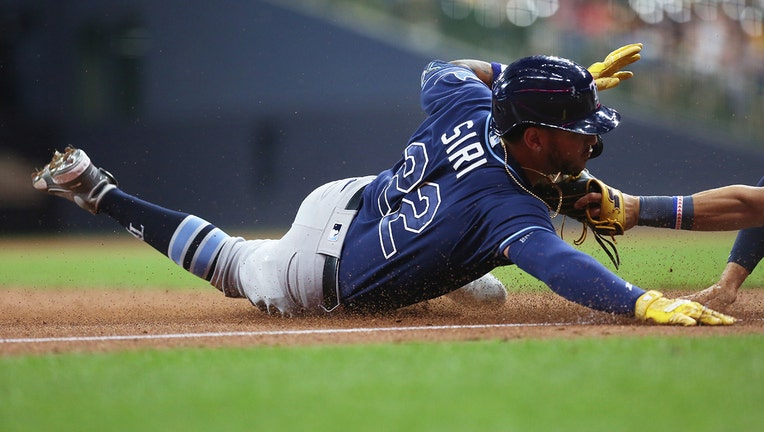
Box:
[682,262,748,310]
[682,283,738,311]
[573,192,639,230]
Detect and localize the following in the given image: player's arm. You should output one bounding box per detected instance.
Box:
[505,229,643,314]
[450,43,642,91]
[681,185,764,230]
[631,185,764,231]
[449,60,500,87]
[683,179,764,308]
[576,184,764,232]
[504,229,735,325]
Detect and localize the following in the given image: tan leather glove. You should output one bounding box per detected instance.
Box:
[588,43,643,91]
[635,290,736,326]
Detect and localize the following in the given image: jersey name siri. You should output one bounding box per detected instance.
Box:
[441,120,487,179]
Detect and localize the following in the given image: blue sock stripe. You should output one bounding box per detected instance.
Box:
[190,228,229,279]
[183,224,215,271]
[169,216,207,266]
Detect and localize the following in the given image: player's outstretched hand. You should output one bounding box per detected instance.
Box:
[682,283,738,311]
[588,43,643,91]
[635,290,736,326]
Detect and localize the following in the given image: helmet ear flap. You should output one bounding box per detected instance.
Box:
[590,135,604,158]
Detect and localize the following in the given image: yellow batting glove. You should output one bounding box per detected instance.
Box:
[588,43,643,91]
[635,290,736,326]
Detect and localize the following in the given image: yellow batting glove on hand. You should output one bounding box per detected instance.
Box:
[635,290,736,326]
[588,43,643,91]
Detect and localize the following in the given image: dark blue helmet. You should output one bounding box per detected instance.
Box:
[491,55,620,137]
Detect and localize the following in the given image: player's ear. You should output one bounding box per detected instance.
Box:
[522,126,544,153]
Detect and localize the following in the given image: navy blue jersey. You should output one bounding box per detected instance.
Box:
[338,61,557,311]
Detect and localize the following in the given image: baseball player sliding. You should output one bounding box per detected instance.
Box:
[33,44,749,325]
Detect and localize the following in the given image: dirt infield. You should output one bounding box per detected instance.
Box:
[2,288,763,356]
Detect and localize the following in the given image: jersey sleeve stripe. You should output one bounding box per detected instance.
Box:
[499,226,556,255]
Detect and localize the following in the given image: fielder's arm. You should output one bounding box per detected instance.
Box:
[581,185,764,232]
[684,185,764,230]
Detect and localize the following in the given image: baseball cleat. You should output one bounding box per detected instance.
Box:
[32,146,118,214]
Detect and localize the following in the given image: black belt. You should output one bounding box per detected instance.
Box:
[321,185,365,312]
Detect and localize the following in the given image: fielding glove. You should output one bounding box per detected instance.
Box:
[532,169,625,269]
[635,290,736,326]
[588,43,642,91]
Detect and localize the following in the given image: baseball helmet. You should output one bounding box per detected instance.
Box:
[491,55,620,138]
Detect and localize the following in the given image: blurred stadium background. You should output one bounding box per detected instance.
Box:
[1,0,763,234]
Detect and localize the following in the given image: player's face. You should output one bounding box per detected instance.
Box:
[542,129,597,175]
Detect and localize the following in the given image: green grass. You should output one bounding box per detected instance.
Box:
[0,335,764,431]
[3,228,761,291]
[1,231,762,431]
[1,337,762,432]
[0,234,207,289]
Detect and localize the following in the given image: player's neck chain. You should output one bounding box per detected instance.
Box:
[500,140,562,218]
[522,166,563,184]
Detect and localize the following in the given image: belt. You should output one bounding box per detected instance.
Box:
[321,185,366,312]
